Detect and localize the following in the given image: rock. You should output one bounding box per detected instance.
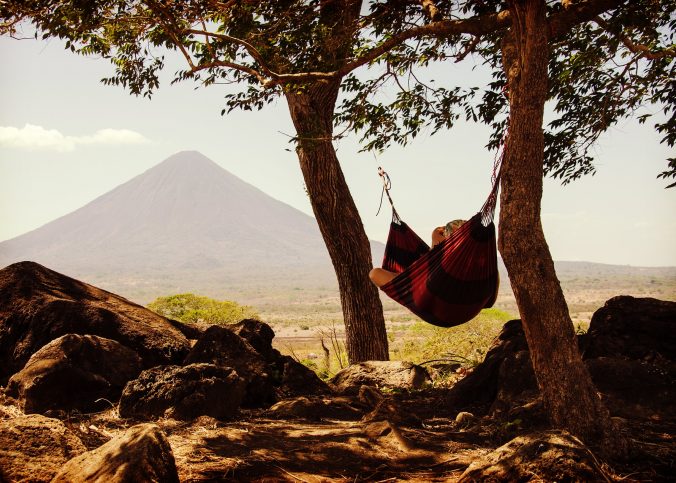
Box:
[0,261,191,384]
[358,385,384,408]
[438,322,557,429]
[455,411,475,425]
[357,383,420,427]
[447,299,676,419]
[6,334,142,414]
[362,397,421,427]
[184,325,276,407]
[119,363,246,420]
[446,319,530,408]
[581,297,676,420]
[458,430,605,482]
[0,414,86,483]
[52,423,179,483]
[273,354,332,398]
[330,361,431,395]
[586,356,676,419]
[582,296,676,360]
[185,325,331,405]
[267,396,363,421]
[490,349,538,416]
[166,317,204,340]
[230,318,276,359]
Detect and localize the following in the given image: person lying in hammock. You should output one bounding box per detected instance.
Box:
[369,219,466,288]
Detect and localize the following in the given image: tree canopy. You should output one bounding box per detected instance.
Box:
[335,0,675,185]
[3,1,672,185]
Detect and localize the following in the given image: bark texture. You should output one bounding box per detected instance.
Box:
[281,0,389,363]
[498,0,626,456]
[286,82,389,362]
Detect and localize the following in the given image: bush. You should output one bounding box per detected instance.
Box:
[393,308,514,366]
[147,293,259,325]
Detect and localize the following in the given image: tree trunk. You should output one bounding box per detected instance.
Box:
[498,0,626,456]
[285,81,389,363]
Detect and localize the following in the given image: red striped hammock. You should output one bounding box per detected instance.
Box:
[377,167,501,328]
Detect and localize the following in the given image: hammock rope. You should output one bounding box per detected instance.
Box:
[377,166,401,223]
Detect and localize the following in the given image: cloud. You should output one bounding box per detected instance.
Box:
[0,124,149,152]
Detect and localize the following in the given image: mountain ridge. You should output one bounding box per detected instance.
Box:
[0,151,347,296]
[2,151,673,304]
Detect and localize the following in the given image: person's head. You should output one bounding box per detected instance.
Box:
[432,219,467,247]
[444,219,467,238]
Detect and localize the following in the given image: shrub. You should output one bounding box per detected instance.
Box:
[393,308,514,366]
[147,293,259,325]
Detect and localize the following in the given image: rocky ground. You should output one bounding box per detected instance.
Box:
[0,261,674,482]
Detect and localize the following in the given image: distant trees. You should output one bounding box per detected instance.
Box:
[147,293,258,326]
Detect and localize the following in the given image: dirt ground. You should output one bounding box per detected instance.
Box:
[24,385,673,483]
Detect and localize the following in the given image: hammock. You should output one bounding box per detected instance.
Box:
[376,166,501,328]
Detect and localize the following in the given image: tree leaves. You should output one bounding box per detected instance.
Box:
[3,0,673,184]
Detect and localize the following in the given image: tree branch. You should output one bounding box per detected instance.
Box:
[186,28,278,80]
[336,11,511,77]
[594,16,676,60]
[547,0,626,38]
[455,35,481,63]
[156,0,632,88]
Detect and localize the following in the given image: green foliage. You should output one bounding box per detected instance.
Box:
[392,308,513,367]
[336,0,676,186]
[3,1,672,183]
[147,293,258,326]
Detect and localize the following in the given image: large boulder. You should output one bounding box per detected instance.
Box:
[0,414,86,483]
[6,334,142,414]
[446,319,531,409]
[232,319,331,397]
[447,298,676,420]
[52,423,179,483]
[230,318,276,359]
[273,354,333,398]
[184,325,276,407]
[0,261,191,384]
[458,431,605,482]
[490,349,538,416]
[184,323,331,405]
[585,356,676,419]
[330,361,430,395]
[582,296,676,360]
[119,363,246,420]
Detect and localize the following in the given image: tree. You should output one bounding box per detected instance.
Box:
[147,293,258,326]
[0,0,390,363]
[335,0,673,455]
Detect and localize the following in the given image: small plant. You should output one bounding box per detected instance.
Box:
[503,418,523,431]
[314,322,348,379]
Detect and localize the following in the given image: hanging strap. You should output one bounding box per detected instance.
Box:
[377,167,401,224]
[480,124,508,226]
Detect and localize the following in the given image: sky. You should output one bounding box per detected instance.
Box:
[0,35,674,267]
